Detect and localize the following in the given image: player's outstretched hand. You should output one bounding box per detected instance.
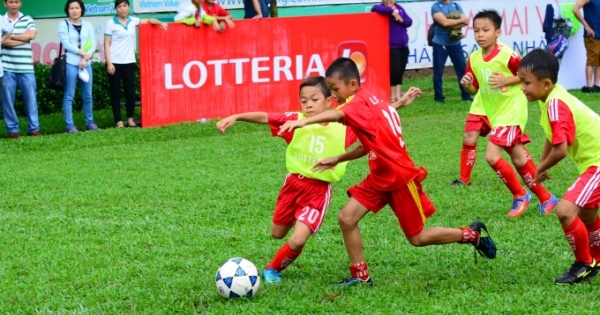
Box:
[278,120,305,135]
[534,170,551,183]
[396,87,422,108]
[216,116,236,133]
[460,73,473,88]
[312,157,340,173]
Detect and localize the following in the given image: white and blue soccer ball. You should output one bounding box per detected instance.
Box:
[215,258,260,298]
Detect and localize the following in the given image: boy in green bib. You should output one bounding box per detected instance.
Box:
[216,76,420,284]
[460,9,557,217]
[519,48,600,285]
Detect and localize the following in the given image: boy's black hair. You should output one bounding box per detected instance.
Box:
[473,9,502,30]
[325,57,361,86]
[64,0,86,17]
[115,0,130,8]
[299,76,331,98]
[519,49,559,84]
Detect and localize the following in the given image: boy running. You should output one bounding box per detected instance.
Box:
[461,10,557,217]
[279,58,497,286]
[216,76,417,284]
[519,48,600,285]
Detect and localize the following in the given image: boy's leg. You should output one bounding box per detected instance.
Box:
[390,180,496,258]
[583,209,600,265]
[554,199,596,284]
[486,127,530,216]
[454,114,489,186]
[265,175,331,283]
[507,143,556,214]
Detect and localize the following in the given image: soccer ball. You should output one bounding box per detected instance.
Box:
[215,258,260,298]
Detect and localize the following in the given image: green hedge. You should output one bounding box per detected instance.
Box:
[9,61,140,116]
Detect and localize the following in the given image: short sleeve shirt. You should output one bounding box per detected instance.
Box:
[431,0,464,46]
[547,98,576,146]
[465,44,521,88]
[104,16,141,64]
[202,2,230,17]
[338,88,420,191]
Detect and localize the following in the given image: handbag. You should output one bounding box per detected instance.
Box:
[48,20,68,91]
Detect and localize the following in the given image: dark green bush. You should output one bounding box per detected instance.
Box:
[10,61,140,116]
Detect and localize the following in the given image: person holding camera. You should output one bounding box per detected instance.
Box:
[431,0,471,102]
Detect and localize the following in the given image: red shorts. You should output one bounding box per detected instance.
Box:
[348,177,436,238]
[464,114,492,137]
[273,174,332,234]
[563,166,600,210]
[489,125,531,148]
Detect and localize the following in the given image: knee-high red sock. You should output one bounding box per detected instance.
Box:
[563,217,593,264]
[265,242,302,272]
[349,261,370,281]
[490,158,527,198]
[585,217,600,263]
[516,159,552,203]
[460,143,477,183]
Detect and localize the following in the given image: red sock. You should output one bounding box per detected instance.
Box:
[460,143,477,183]
[517,159,552,203]
[349,262,370,281]
[490,158,527,198]
[265,242,302,272]
[585,217,600,263]
[563,217,592,265]
[459,227,480,245]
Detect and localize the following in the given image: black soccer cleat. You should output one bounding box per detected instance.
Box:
[470,220,496,260]
[555,259,598,285]
[331,277,373,287]
[450,179,471,186]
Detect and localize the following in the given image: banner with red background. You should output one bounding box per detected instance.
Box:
[138,13,389,127]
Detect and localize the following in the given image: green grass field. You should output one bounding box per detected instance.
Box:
[1,76,600,314]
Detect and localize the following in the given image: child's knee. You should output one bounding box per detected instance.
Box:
[463,131,478,144]
[485,152,499,165]
[338,211,357,228]
[270,230,286,239]
[511,155,527,168]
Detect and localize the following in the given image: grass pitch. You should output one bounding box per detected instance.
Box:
[1,77,599,314]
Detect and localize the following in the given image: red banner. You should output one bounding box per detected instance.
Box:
[138,13,390,127]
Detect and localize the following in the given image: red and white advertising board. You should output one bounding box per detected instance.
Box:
[138,13,389,127]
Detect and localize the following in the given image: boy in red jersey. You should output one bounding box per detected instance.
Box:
[519,49,600,285]
[460,10,557,217]
[278,58,497,286]
[217,77,420,284]
[202,0,235,32]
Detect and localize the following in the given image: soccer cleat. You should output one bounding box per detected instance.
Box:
[331,277,373,287]
[538,194,558,215]
[508,191,532,218]
[470,220,496,260]
[263,268,281,284]
[555,259,598,285]
[450,179,471,186]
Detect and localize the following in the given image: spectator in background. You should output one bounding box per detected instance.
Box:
[431,0,471,102]
[57,0,99,133]
[244,0,269,20]
[174,0,217,29]
[372,0,413,103]
[2,0,40,138]
[202,0,235,32]
[572,0,600,93]
[104,0,167,128]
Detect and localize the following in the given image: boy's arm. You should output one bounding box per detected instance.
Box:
[535,140,568,182]
[391,87,421,109]
[488,73,520,88]
[216,112,268,133]
[278,110,343,135]
[312,145,366,173]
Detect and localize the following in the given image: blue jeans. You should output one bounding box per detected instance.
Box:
[63,63,94,129]
[432,43,471,101]
[2,72,40,134]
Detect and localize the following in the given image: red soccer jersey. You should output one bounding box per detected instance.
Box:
[267,112,356,148]
[338,87,420,191]
[202,2,230,17]
[465,43,521,88]
[547,98,576,145]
